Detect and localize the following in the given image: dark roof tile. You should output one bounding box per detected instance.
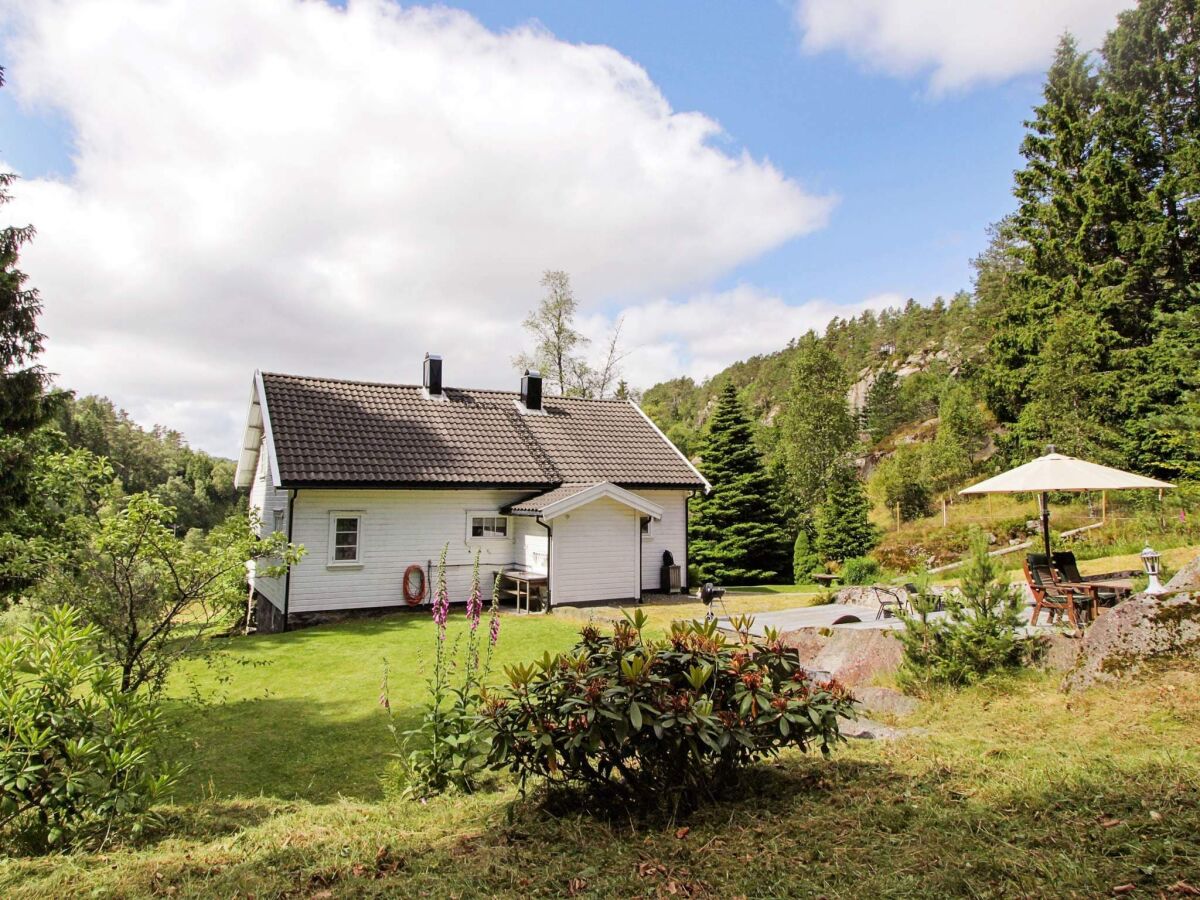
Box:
[260,373,704,489]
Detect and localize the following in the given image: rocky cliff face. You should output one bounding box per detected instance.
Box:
[846,347,956,415]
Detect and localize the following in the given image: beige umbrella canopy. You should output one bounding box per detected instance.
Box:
[960,451,1174,557]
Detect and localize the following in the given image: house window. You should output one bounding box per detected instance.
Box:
[468,512,509,539]
[271,508,285,533]
[640,515,654,538]
[328,512,363,565]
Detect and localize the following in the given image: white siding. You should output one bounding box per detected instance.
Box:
[287,488,526,613]
[634,489,690,592]
[551,496,639,604]
[247,442,287,609]
[513,515,549,573]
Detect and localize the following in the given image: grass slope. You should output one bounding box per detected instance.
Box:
[165,612,580,801]
[3,598,1200,898]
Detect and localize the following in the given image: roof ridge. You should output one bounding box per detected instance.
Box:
[259,371,632,402]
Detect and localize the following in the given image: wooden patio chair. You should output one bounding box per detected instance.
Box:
[1024,555,1088,628]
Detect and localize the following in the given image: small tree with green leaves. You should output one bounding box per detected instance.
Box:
[690,383,789,583]
[22,494,303,694]
[814,462,877,563]
[0,605,176,852]
[895,535,1031,695]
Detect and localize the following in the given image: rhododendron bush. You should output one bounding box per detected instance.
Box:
[481,612,855,809]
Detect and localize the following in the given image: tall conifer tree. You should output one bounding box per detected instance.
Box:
[690,383,789,584]
[0,67,54,522]
[814,462,877,563]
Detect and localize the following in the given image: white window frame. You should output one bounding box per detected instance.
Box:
[327,511,364,567]
[640,514,655,539]
[466,510,511,542]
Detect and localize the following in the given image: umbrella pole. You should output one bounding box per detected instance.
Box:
[1040,491,1052,558]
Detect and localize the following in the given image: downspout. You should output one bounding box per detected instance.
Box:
[536,516,552,612]
[282,488,299,632]
[685,489,698,594]
[636,509,643,604]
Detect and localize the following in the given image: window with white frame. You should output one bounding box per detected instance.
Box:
[327,512,363,565]
[468,511,509,539]
[640,515,654,538]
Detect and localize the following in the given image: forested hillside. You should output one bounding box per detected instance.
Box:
[647,4,1200,580]
[50,394,242,532]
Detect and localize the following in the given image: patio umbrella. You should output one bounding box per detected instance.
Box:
[959,450,1174,557]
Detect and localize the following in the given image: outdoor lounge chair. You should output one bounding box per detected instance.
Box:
[1024,554,1089,628]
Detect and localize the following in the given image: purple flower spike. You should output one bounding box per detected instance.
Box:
[432,585,450,634]
[466,586,483,632]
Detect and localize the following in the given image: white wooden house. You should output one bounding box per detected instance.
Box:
[234,357,708,631]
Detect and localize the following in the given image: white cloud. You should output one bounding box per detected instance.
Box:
[578,285,898,389]
[794,0,1136,91]
[0,0,834,453]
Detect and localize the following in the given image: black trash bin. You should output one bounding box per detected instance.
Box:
[659,550,681,594]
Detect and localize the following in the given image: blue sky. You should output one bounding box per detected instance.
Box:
[1,2,1044,308]
[0,0,1134,452]
[453,0,1040,306]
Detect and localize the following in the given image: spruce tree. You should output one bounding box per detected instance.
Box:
[862,369,904,443]
[983,36,1104,432]
[0,67,54,523]
[814,462,877,563]
[690,383,789,584]
[983,11,1200,475]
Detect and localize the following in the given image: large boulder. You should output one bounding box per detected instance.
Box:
[1063,587,1200,692]
[781,626,904,688]
[1167,551,1200,593]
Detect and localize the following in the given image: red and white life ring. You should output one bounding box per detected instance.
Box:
[403,564,426,606]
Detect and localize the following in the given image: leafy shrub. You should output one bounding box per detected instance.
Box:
[0,606,175,852]
[840,556,882,585]
[481,612,855,812]
[895,536,1035,695]
[383,548,501,799]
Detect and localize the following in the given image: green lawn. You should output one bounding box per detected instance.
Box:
[164,612,581,801]
[3,594,1200,897]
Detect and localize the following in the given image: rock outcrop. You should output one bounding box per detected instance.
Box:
[1063,556,1200,691]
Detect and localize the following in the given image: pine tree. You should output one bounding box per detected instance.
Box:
[690,383,789,584]
[814,462,877,563]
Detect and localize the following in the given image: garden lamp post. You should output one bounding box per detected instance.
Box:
[1141,546,1166,596]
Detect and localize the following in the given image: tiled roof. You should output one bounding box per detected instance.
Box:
[259,373,705,489]
[504,483,597,515]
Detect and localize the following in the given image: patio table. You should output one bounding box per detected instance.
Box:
[499,570,548,614]
[1055,578,1137,621]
